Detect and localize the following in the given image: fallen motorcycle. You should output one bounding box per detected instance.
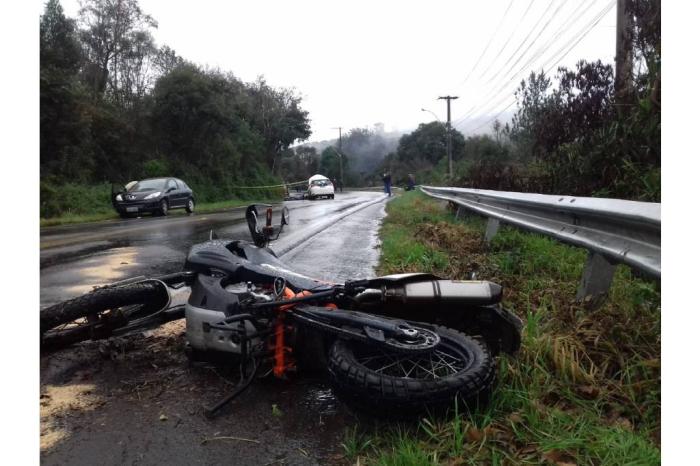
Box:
[40,204,522,417]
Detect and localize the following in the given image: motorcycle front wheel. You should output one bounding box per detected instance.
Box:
[327,326,495,415]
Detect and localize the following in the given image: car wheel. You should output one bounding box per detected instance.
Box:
[159,199,169,216]
[331,194,335,199]
[186,198,195,213]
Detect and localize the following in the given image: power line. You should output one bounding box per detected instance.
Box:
[476,0,537,81]
[459,1,614,133]
[496,0,571,83]
[452,0,559,123]
[454,0,516,89]
[452,0,606,128]
[460,0,615,135]
[463,1,615,134]
[487,0,557,86]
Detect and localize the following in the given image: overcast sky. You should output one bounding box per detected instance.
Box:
[50,0,617,142]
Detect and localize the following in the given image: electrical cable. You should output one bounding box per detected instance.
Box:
[454,0,517,89]
[459,0,615,134]
[453,0,585,127]
[452,0,610,128]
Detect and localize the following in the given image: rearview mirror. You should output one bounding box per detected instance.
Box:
[246,204,290,247]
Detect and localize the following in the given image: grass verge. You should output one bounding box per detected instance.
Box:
[347,190,660,465]
[40,197,281,227]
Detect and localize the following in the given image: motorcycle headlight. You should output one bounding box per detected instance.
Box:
[144,191,161,200]
[115,194,123,201]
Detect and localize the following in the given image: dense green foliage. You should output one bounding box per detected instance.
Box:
[40,0,310,218]
[382,1,660,201]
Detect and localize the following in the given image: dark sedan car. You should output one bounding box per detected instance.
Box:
[113,177,195,218]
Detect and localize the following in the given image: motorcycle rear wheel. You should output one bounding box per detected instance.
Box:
[40,281,174,352]
[327,326,495,415]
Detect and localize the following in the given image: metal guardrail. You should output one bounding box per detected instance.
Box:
[420,185,661,306]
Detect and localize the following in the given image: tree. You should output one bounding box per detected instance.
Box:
[337,128,392,181]
[78,0,158,105]
[152,45,184,76]
[508,71,554,159]
[319,147,347,181]
[150,66,263,185]
[40,0,94,181]
[41,0,82,74]
[506,59,658,200]
[492,119,502,143]
[245,77,311,170]
[279,146,319,182]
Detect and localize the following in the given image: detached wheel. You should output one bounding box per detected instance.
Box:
[328,326,495,415]
[186,198,195,213]
[159,199,169,216]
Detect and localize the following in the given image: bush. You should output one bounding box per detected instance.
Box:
[142,159,170,178]
[40,182,114,218]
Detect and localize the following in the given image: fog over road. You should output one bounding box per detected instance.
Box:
[40,191,390,465]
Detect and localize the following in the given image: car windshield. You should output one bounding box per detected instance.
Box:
[129,179,166,192]
[311,179,330,186]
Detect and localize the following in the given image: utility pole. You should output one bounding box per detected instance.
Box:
[331,126,343,188]
[614,0,633,113]
[438,96,458,179]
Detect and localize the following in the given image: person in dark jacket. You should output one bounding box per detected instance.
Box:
[407,173,416,191]
[382,172,392,196]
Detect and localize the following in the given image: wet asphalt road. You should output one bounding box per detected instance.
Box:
[40,191,387,308]
[40,191,390,465]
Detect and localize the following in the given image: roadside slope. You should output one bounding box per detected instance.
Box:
[346,191,660,465]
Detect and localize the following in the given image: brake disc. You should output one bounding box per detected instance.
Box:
[383,327,441,353]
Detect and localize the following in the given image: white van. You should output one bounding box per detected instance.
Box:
[307,174,335,200]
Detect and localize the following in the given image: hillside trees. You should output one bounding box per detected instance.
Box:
[40,0,311,216]
[380,122,465,185]
[40,0,94,182]
[278,146,320,183]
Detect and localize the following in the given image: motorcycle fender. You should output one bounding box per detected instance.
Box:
[460,305,523,355]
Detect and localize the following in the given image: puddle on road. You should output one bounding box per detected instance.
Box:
[40,243,185,308]
[303,386,339,415]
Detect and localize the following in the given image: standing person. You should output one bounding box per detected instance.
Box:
[382,172,392,197]
[407,173,416,191]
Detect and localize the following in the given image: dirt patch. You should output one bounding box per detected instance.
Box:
[414,221,499,279]
[40,383,101,451]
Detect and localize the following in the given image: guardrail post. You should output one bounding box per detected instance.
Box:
[484,218,500,243]
[576,252,618,307]
[455,205,469,220]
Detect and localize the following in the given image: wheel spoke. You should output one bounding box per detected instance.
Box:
[374,354,411,373]
[355,343,467,380]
